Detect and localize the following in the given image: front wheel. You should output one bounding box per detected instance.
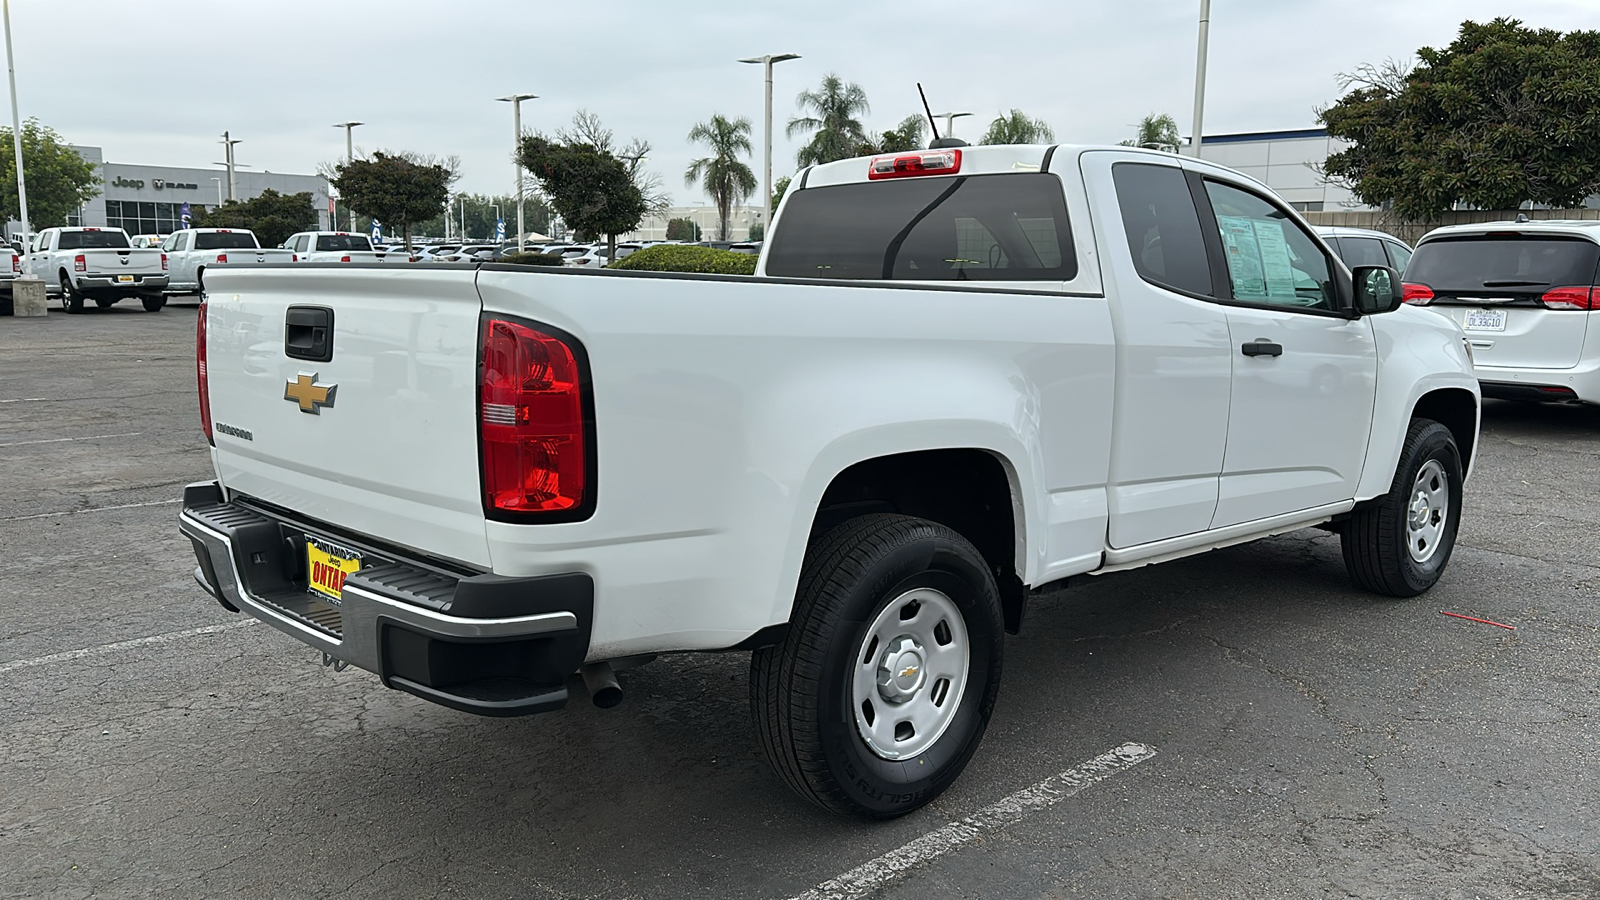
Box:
[1342,418,1463,597]
[750,514,1004,819]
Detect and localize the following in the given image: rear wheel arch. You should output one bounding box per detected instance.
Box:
[806,448,1027,633]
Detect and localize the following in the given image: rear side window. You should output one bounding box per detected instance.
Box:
[1407,236,1599,291]
[195,232,259,250]
[58,231,131,250]
[765,173,1076,281]
[1111,163,1211,296]
[1384,241,1412,272]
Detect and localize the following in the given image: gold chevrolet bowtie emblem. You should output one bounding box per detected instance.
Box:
[284,373,337,414]
[900,665,919,678]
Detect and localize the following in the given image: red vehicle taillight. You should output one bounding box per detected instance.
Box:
[215,253,228,264]
[10,255,19,273]
[73,254,86,272]
[197,300,213,445]
[478,317,590,518]
[1402,283,1434,305]
[161,253,168,271]
[1541,286,1596,311]
[340,255,352,263]
[868,148,962,180]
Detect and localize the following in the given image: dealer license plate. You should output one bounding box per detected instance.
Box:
[306,537,362,604]
[116,274,134,283]
[1463,309,1507,332]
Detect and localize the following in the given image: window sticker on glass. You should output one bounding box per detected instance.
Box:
[1217,215,1298,301]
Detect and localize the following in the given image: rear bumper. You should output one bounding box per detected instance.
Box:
[1476,359,1600,404]
[178,481,592,716]
[78,274,169,291]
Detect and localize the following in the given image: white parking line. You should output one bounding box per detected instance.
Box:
[0,397,50,403]
[787,742,1157,900]
[2,497,181,522]
[0,620,259,677]
[0,431,142,448]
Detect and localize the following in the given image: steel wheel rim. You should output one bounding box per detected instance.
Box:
[1406,458,1449,564]
[851,586,970,760]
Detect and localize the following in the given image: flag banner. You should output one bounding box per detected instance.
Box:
[180,203,192,228]
[371,219,382,241]
[495,218,506,241]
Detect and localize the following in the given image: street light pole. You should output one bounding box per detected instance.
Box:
[210,177,222,207]
[3,0,29,247]
[1189,0,1211,157]
[496,94,537,253]
[332,122,362,231]
[738,53,799,233]
[219,132,242,202]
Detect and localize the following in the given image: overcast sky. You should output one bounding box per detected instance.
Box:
[13,0,1600,208]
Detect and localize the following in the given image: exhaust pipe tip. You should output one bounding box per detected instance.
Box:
[580,662,623,709]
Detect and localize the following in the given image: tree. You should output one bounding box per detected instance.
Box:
[193,189,317,247]
[1118,113,1182,152]
[519,134,647,259]
[330,151,455,251]
[770,175,792,214]
[1320,19,1600,219]
[0,119,100,229]
[561,110,670,218]
[861,115,929,155]
[979,110,1056,145]
[748,222,764,242]
[665,217,701,241]
[685,114,757,241]
[788,74,871,166]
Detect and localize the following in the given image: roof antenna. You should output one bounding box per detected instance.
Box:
[919,84,968,149]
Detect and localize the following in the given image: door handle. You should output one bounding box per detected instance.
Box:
[1241,340,1283,357]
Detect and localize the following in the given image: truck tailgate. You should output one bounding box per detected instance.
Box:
[84,249,164,275]
[203,266,492,568]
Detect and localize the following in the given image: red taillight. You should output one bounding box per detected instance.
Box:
[74,254,86,272]
[1541,286,1596,311]
[868,148,962,180]
[1402,282,1434,305]
[197,300,213,445]
[479,317,588,516]
[10,255,18,273]
[161,253,168,271]
[215,253,228,264]
[340,255,351,263]
[291,254,298,262]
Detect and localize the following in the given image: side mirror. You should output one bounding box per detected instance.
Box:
[1352,265,1403,315]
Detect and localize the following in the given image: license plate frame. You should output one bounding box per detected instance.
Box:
[305,536,362,604]
[1463,308,1507,332]
[116,274,135,283]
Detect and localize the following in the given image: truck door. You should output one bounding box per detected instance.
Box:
[1185,173,1378,528]
[1082,152,1233,548]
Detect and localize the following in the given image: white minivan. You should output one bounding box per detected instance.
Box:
[1402,220,1600,403]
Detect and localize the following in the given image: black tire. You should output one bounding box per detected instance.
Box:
[196,268,205,297]
[95,296,117,309]
[59,274,82,314]
[141,293,165,312]
[750,513,1004,819]
[1342,418,1463,597]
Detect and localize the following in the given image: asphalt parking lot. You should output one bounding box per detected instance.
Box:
[2,303,1597,900]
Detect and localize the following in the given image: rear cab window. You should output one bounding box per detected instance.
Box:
[195,232,260,250]
[58,230,132,250]
[315,234,374,252]
[765,173,1077,283]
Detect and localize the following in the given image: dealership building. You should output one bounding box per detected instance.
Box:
[42,145,332,236]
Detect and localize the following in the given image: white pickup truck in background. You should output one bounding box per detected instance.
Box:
[282,231,390,263]
[181,143,1480,819]
[29,226,170,312]
[160,228,295,296]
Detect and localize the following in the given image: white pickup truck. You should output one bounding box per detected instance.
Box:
[180,143,1480,819]
[282,231,407,264]
[160,228,295,296]
[29,226,169,312]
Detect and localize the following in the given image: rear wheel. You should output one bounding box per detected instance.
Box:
[141,293,165,312]
[59,274,82,314]
[94,296,117,309]
[1342,418,1463,597]
[751,514,1004,819]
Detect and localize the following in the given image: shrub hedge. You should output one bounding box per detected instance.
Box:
[608,244,757,275]
[497,251,567,266]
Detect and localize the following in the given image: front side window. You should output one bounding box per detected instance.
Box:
[1337,236,1389,269]
[1203,181,1336,311]
[765,173,1076,282]
[1110,163,1212,296]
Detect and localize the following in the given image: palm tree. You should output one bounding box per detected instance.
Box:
[787,74,871,166]
[979,110,1056,145]
[684,114,757,241]
[1119,113,1182,152]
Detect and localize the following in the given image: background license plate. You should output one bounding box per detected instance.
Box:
[306,538,361,602]
[1463,309,1507,331]
[116,274,134,283]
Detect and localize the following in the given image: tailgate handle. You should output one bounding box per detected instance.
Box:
[285,306,335,362]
